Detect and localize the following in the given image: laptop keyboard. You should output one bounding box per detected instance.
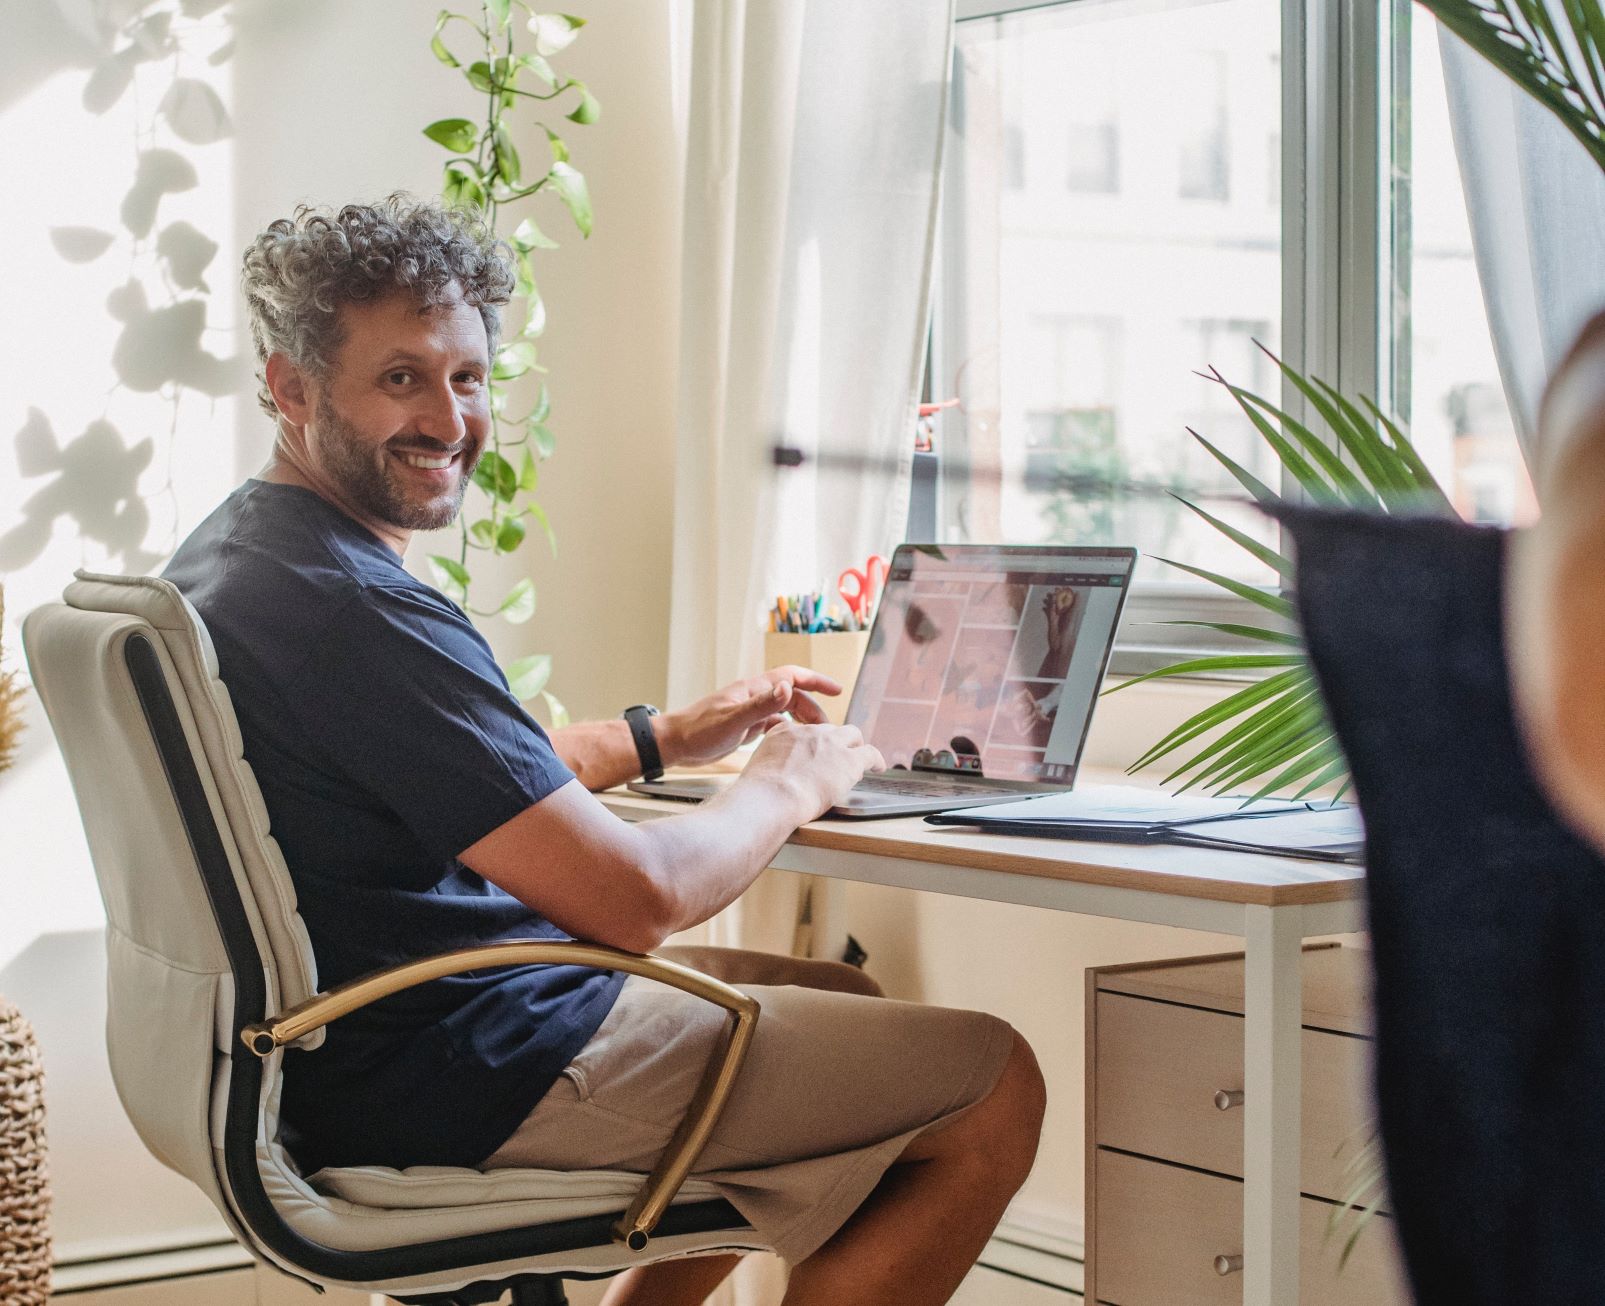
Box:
[854,773,1000,798]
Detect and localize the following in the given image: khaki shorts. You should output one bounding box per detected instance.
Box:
[483,945,1014,1264]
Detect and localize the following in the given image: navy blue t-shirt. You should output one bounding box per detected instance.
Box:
[164,480,626,1171]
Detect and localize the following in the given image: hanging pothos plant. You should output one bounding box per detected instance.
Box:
[424,1,599,726]
[1112,348,1457,800]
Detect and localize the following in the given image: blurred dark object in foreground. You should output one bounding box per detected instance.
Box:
[1285,506,1605,1305]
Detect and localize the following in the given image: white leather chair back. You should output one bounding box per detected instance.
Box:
[22,572,321,1212]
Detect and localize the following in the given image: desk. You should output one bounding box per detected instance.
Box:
[600,788,1368,1306]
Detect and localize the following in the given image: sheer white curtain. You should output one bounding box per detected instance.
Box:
[665,0,954,991]
[667,0,954,701]
[1440,18,1605,476]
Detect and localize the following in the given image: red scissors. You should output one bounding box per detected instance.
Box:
[838,554,889,627]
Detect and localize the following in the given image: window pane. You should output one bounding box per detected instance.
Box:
[939,0,1282,588]
[1395,12,1536,525]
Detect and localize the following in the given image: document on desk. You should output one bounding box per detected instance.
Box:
[924,784,1366,863]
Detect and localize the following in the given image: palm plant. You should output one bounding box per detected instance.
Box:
[1112,348,1456,800]
[1421,0,1605,170]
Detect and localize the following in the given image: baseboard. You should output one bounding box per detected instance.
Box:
[51,1241,251,1294]
[981,1206,1085,1295]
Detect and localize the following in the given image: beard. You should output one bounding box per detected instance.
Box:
[314,392,480,532]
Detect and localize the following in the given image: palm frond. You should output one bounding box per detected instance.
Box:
[1131,350,1457,797]
[1417,0,1605,174]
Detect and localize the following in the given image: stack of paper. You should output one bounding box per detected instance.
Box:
[925,784,1365,864]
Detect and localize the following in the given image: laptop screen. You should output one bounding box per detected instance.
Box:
[846,544,1135,785]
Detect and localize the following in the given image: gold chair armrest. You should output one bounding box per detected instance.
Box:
[240,940,759,1251]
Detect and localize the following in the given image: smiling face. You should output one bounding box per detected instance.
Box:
[267,288,492,550]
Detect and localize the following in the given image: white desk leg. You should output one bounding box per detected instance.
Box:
[1243,903,1302,1305]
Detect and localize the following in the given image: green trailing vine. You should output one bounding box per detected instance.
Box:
[424,2,598,725]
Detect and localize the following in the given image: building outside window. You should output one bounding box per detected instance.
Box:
[934,0,1532,664]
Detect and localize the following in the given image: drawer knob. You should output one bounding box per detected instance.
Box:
[1214,1254,1244,1276]
[1213,1088,1245,1111]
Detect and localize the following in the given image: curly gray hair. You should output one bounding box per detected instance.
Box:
[242,194,516,417]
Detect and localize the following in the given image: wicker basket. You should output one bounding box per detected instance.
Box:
[0,994,49,1304]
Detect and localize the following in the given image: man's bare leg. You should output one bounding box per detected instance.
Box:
[594,1031,1041,1306]
[599,1252,741,1306]
[782,1029,1045,1306]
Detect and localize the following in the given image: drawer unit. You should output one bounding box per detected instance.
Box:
[1095,992,1374,1203]
[1086,945,1407,1305]
[1094,1150,1409,1306]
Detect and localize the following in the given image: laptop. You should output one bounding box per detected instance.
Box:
[629,542,1137,818]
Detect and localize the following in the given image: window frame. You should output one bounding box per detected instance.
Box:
[931,0,1391,677]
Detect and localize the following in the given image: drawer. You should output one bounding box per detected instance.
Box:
[1093,1149,1409,1306]
[1094,992,1375,1204]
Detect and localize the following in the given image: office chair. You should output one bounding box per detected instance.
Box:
[22,572,772,1305]
[1284,508,1605,1305]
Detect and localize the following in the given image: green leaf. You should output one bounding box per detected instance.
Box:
[545,126,570,164]
[547,161,592,236]
[512,251,536,298]
[493,121,521,186]
[495,516,528,553]
[469,518,497,547]
[528,11,584,55]
[1121,670,1310,774]
[1186,429,1280,506]
[1150,557,1296,619]
[527,498,557,555]
[472,448,518,500]
[528,384,551,424]
[443,160,486,210]
[520,52,558,86]
[529,422,557,459]
[521,293,547,338]
[505,652,552,700]
[494,340,538,380]
[567,83,601,124]
[1133,679,1313,777]
[1158,620,1302,646]
[1213,375,1343,506]
[466,59,495,92]
[423,117,478,152]
[1111,653,1301,694]
[1172,495,1293,581]
[511,215,560,251]
[485,0,511,27]
[499,577,536,623]
[428,554,470,603]
[518,445,539,492]
[430,10,465,66]
[540,688,570,728]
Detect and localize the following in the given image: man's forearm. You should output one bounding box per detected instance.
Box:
[624,774,816,944]
[551,717,675,791]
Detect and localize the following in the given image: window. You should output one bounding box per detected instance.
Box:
[932,0,1536,670]
[1177,50,1230,202]
[1392,8,1535,526]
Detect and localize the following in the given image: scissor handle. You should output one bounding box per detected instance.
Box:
[838,567,869,621]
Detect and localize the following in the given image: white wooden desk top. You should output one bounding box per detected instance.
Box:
[599,785,1366,910]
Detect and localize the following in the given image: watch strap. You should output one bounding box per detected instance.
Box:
[623,705,664,781]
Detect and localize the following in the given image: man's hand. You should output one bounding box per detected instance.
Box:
[659,665,843,769]
[734,720,887,820]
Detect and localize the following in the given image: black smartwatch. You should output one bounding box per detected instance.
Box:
[623,704,664,781]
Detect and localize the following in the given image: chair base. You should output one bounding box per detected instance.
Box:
[391,1275,569,1305]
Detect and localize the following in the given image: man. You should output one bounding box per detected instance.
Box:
[164,196,1044,1306]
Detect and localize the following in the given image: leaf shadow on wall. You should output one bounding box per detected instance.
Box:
[3,0,242,577]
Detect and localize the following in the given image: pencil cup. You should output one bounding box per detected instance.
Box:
[763,631,870,726]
